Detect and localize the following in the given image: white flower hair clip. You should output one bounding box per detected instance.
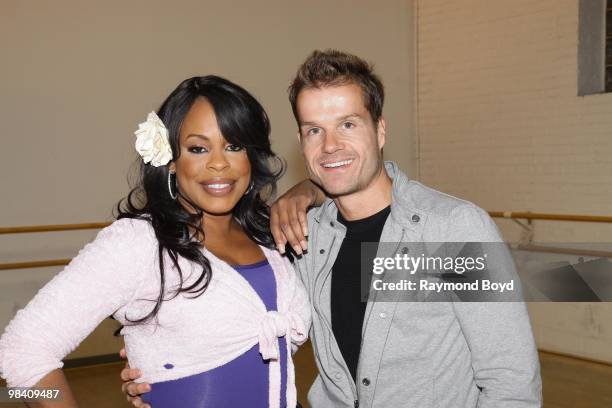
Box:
[134,111,173,167]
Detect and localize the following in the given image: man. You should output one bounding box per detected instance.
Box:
[122,50,542,407]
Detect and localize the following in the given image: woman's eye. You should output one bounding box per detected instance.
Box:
[188,146,207,153]
[226,144,245,152]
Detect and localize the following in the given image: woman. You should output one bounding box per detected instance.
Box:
[0,76,311,408]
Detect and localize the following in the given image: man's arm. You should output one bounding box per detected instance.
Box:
[450,205,542,407]
[270,179,326,255]
[452,302,541,407]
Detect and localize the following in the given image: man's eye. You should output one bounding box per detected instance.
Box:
[188,146,207,153]
[307,127,321,136]
[226,144,245,152]
[342,122,355,129]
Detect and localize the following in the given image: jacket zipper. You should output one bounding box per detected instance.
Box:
[313,234,360,405]
[354,227,406,408]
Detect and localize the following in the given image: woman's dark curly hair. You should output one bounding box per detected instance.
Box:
[115,75,285,325]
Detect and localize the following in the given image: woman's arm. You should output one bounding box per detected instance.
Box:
[0,219,152,401]
[23,369,78,408]
[270,179,326,255]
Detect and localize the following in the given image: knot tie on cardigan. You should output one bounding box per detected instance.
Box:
[258,310,308,360]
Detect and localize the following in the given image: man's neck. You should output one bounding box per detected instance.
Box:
[334,166,392,221]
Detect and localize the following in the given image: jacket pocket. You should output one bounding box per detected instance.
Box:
[373,356,434,408]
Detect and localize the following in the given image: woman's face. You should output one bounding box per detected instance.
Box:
[169,97,251,216]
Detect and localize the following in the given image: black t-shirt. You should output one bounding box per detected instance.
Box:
[331,206,391,383]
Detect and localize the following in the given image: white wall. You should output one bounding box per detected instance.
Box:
[416,0,612,362]
[0,0,417,358]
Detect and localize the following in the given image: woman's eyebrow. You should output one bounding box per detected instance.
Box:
[186,133,210,141]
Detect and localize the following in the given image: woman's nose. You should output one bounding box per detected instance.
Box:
[207,149,230,172]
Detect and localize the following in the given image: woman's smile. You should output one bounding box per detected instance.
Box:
[200,178,236,196]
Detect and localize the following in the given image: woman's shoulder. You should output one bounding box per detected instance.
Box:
[107,216,155,233]
[93,216,157,249]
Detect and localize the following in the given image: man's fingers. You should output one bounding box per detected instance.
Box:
[120,368,131,382]
[127,395,149,408]
[121,367,142,381]
[125,382,151,406]
[127,381,151,396]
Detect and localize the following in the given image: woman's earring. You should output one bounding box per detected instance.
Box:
[168,170,178,200]
[244,181,254,196]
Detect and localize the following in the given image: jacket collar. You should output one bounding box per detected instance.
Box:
[312,160,425,232]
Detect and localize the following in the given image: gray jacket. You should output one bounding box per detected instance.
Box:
[293,161,542,408]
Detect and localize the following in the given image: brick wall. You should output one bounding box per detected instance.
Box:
[416,0,612,362]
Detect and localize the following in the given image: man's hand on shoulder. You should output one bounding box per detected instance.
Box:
[270,179,326,255]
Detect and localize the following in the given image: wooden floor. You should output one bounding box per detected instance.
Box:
[539,351,612,408]
[1,347,611,407]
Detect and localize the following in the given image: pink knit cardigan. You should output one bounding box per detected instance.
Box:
[0,218,311,408]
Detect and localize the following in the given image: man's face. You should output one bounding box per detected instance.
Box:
[296,83,385,197]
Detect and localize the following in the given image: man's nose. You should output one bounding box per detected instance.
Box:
[322,130,341,153]
[207,149,230,172]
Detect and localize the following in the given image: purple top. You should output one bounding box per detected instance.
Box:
[141,259,288,407]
